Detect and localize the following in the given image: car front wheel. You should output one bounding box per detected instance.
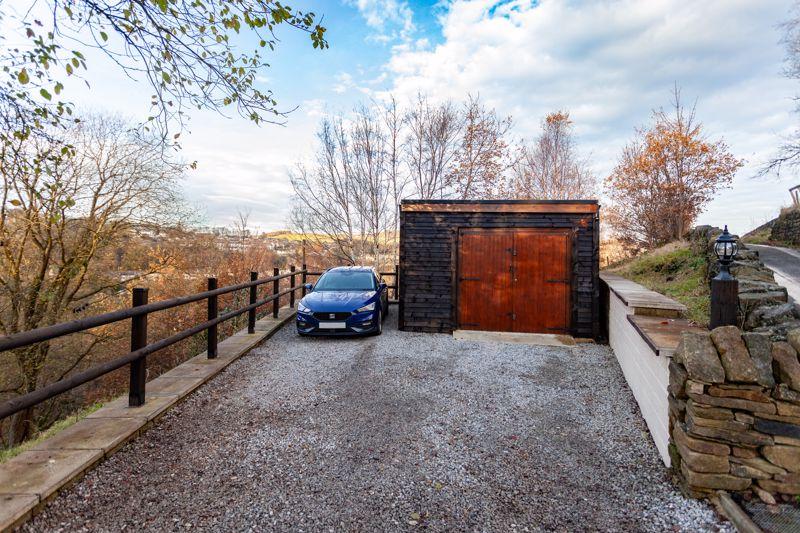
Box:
[373,310,383,335]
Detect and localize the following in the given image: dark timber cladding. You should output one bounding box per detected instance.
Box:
[398,199,601,338]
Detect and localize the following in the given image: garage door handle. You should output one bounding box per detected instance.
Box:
[546,279,569,283]
[460,277,481,281]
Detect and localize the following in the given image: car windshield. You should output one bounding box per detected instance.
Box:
[314,271,377,291]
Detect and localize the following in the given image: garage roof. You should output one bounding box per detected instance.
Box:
[400,199,600,214]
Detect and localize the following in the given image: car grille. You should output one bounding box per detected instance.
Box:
[313,312,352,320]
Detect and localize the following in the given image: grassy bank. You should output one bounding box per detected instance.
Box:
[0,401,105,463]
[608,241,709,326]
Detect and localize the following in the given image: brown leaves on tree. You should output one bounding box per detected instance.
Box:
[447,95,513,199]
[605,88,744,252]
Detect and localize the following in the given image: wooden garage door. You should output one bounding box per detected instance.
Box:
[457,230,513,331]
[458,229,571,334]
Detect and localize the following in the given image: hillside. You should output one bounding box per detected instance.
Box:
[742,206,799,248]
[606,240,709,326]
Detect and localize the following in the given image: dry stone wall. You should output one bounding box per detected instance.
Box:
[770,208,800,246]
[688,226,800,339]
[668,325,800,503]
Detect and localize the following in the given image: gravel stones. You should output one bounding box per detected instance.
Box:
[20,318,731,533]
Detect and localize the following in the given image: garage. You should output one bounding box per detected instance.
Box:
[398,200,600,338]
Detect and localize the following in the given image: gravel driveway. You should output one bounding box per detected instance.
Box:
[23,315,731,532]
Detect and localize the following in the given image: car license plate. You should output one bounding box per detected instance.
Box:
[318,322,346,329]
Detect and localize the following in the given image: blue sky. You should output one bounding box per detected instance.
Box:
[4,0,799,234]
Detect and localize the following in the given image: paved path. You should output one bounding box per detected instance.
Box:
[22,318,730,532]
[750,245,800,306]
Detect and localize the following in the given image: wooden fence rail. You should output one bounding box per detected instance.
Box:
[0,268,307,421]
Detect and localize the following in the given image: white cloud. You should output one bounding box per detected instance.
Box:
[179,111,318,231]
[332,72,355,94]
[376,0,799,232]
[344,0,416,43]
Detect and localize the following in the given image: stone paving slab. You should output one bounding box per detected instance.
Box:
[30,417,142,455]
[0,495,38,532]
[452,329,577,346]
[0,308,295,532]
[0,449,103,498]
[87,395,178,422]
[146,376,206,397]
[601,272,687,315]
[157,361,226,379]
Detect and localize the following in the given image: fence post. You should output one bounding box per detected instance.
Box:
[248,271,257,334]
[129,287,148,407]
[289,265,296,308]
[273,267,280,318]
[394,263,399,299]
[302,263,308,297]
[207,277,218,359]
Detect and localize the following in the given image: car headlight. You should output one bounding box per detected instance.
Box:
[356,302,376,313]
[298,303,313,314]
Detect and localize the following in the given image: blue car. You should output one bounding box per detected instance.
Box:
[296,266,389,336]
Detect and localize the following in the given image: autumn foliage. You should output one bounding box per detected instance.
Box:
[605,90,744,252]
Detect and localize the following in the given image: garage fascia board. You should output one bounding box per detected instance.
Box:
[400,200,599,214]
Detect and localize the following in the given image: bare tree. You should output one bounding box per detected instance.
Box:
[382,96,408,262]
[763,8,800,176]
[291,118,357,264]
[405,94,462,199]
[448,94,513,199]
[290,108,393,267]
[290,94,521,268]
[0,114,186,444]
[351,106,391,267]
[504,111,596,199]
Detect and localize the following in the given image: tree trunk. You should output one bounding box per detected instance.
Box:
[8,407,35,446]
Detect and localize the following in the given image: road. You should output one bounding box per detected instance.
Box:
[22,318,729,532]
[749,244,800,306]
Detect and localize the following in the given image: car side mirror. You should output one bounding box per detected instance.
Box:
[304,283,314,291]
[379,282,387,291]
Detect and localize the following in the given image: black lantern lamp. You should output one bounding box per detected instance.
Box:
[710,225,739,329]
[713,225,738,280]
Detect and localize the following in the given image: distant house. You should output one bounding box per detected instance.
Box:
[791,184,799,207]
